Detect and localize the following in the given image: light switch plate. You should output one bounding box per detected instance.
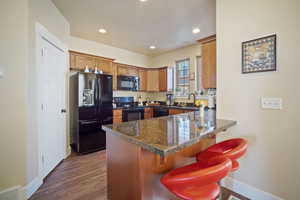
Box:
[261,97,282,110]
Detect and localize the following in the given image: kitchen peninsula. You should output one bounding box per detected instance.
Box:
[103,111,236,200]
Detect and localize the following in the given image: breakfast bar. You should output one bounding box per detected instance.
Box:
[103,111,236,200]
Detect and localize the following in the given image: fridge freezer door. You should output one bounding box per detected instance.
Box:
[78,120,106,153]
[97,74,113,104]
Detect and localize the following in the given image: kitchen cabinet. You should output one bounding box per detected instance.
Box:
[139,69,147,91]
[201,39,216,89]
[159,68,167,92]
[70,52,96,71]
[95,58,113,74]
[117,64,138,76]
[169,109,193,115]
[144,108,153,119]
[113,109,122,124]
[147,69,159,92]
[69,51,114,74]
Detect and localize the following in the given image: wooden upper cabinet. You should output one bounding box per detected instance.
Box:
[69,51,114,74]
[70,53,96,70]
[127,67,138,76]
[96,58,113,74]
[139,69,147,91]
[147,69,159,92]
[117,64,129,76]
[159,68,167,92]
[201,39,216,89]
[117,64,138,76]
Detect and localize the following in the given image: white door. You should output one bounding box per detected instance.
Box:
[39,36,66,179]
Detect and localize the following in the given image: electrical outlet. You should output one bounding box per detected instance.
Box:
[261,97,282,110]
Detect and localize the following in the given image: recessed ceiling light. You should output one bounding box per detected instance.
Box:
[140,0,148,2]
[193,28,201,34]
[98,28,107,34]
[150,45,156,49]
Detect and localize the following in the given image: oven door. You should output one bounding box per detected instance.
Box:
[117,76,139,91]
[122,109,144,122]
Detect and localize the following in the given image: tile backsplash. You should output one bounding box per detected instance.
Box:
[113,90,209,103]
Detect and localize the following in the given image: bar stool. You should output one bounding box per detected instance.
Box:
[196,138,248,172]
[161,156,232,200]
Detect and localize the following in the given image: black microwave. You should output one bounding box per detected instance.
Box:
[117,76,139,91]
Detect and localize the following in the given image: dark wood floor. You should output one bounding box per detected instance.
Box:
[30,150,249,200]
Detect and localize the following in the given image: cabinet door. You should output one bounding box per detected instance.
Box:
[159,68,167,92]
[202,40,216,89]
[113,109,122,124]
[73,54,96,71]
[147,69,159,92]
[96,58,113,74]
[139,69,147,91]
[117,65,129,76]
[128,67,138,76]
[144,108,153,119]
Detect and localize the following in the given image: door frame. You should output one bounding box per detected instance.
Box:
[35,23,68,179]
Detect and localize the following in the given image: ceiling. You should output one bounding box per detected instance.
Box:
[52,0,216,55]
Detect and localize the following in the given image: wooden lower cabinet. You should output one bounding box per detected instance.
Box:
[113,109,122,124]
[144,108,153,119]
[169,109,194,115]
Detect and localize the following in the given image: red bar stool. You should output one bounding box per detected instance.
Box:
[161,156,232,200]
[196,138,248,172]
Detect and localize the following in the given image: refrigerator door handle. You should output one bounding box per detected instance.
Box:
[98,78,102,105]
[94,79,98,107]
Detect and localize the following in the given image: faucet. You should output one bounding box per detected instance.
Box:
[188,92,196,106]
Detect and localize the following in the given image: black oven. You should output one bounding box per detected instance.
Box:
[122,107,144,122]
[117,76,139,91]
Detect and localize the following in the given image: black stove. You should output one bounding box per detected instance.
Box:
[114,97,144,122]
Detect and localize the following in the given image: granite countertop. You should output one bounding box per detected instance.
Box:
[103,111,237,157]
[113,105,199,110]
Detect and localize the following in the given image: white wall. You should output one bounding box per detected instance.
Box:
[70,36,150,68]
[217,0,300,199]
[0,0,29,191]
[27,0,70,187]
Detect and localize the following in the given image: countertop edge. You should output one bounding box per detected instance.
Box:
[103,118,237,157]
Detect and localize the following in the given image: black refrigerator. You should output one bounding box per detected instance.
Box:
[70,72,113,154]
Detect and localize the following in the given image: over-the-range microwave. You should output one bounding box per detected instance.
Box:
[117,76,139,91]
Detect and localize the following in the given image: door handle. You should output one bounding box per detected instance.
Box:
[61,109,67,113]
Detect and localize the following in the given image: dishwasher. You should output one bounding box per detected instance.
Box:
[153,107,169,117]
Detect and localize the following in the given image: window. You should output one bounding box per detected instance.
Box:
[175,59,190,96]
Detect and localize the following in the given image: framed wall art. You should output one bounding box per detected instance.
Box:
[242,34,276,73]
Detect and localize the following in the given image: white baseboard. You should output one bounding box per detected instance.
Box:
[222,176,284,200]
[0,186,25,200]
[24,177,43,199]
[65,146,71,158]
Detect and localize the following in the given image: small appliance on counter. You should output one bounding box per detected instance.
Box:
[117,76,139,91]
[166,93,174,106]
[207,89,216,109]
